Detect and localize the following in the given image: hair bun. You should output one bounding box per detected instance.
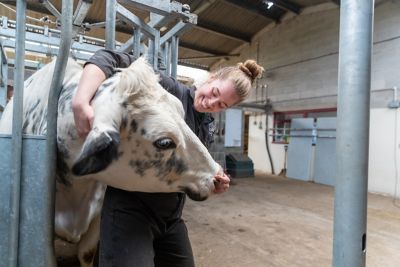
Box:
[237,60,265,84]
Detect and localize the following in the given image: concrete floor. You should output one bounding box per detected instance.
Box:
[184,174,400,267]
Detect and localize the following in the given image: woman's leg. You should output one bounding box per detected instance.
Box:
[98,188,156,267]
[153,219,195,267]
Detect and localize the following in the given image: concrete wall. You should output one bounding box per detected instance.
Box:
[215,1,400,196]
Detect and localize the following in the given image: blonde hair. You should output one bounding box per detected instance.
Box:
[212,60,264,103]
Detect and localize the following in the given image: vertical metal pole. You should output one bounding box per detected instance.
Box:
[0,42,7,114]
[165,41,171,76]
[153,31,160,70]
[133,28,141,58]
[333,1,374,267]
[106,0,116,50]
[171,36,179,79]
[44,1,73,266]
[8,0,26,266]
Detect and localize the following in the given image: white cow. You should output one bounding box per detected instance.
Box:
[0,57,220,266]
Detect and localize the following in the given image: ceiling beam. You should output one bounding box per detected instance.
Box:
[178,60,209,70]
[270,0,302,14]
[223,0,280,22]
[331,0,340,5]
[179,54,240,60]
[179,41,231,56]
[196,19,250,43]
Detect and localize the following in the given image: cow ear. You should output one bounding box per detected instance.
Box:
[72,130,120,176]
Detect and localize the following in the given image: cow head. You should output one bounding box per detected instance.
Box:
[71,57,221,201]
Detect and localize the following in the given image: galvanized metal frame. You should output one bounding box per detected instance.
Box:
[0,1,197,265]
[0,40,7,114]
[333,1,374,266]
[0,1,73,266]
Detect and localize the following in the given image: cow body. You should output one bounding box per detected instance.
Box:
[0,58,220,266]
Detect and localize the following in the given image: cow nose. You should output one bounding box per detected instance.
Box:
[213,178,221,189]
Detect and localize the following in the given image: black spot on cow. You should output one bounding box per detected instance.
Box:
[22,120,29,133]
[141,128,146,136]
[166,153,187,175]
[129,158,163,177]
[57,137,70,159]
[121,100,128,108]
[99,80,115,91]
[26,99,40,117]
[155,153,188,177]
[120,116,128,131]
[130,119,138,133]
[72,131,120,176]
[56,150,71,186]
[58,83,76,115]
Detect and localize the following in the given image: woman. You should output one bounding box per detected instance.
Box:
[72,49,264,267]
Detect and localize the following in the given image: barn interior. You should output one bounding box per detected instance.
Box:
[1,0,400,266]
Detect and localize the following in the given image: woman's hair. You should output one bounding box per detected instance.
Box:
[212,60,264,103]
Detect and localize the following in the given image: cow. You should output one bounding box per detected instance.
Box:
[0,57,221,266]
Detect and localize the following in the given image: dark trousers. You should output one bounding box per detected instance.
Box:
[98,187,195,267]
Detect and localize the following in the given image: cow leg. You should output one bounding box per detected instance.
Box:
[77,215,100,267]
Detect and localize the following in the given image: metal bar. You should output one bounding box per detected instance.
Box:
[40,0,61,20]
[270,128,336,131]
[0,28,105,54]
[165,41,171,75]
[0,19,108,46]
[44,1,74,264]
[152,31,160,70]
[179,54,240,60]
[1,39,94,62]
[132,28,141,58]
[0,41,7,113]
[160,21,193,44]
[8,0,26,265]
[171,36,178,78]
[1,16,8,29]
[106,0,116,50]
[333,1,374,267]
[118,0,171,15]
[73,0,93,27]
[118,0,196,23]
[116,3,157,37]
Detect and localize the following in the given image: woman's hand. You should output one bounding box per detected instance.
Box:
[72,101,94,138]
[72,64,107,138]
[213,172,230,194]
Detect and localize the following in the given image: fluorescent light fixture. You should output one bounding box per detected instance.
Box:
[264,1,274,9]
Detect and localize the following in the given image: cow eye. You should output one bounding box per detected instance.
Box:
[153,138,176,150]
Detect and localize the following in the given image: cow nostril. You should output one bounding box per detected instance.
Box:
[213,179,220,188]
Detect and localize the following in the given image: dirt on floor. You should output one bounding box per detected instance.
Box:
[184,174,400,267]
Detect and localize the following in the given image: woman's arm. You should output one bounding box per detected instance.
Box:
[72,64,106,138]
[72,49,136,137]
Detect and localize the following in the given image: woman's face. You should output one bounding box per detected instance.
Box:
[194,78,240,113]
